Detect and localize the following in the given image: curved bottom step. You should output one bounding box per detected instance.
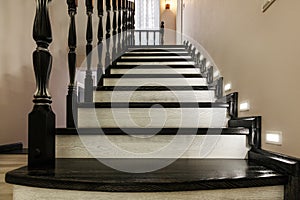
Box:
[6,159,287,200]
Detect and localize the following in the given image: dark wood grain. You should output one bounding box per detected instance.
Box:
[66,0,78,128]
[29,0,55,169]
[5,159,287,192]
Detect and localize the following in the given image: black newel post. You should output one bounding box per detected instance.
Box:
[84,0,94,102]
[97,0,104,86]
[29,0,55,169]
[160,21,165,45]
[66,0,78,128]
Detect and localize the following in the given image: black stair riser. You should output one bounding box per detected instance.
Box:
[112,65,197,69]
[96,86,211,91]
[56,127,250,136]
[117,58,193,62]
[128,49,188,52]
[102,74,203,78]
[78,102,229,108]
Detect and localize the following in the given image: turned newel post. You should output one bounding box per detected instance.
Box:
[66,0,78,128]
[97,0,104,86]
[84,0,94,102]
[29,0,55,169]
[160,21,165,45]
[105,0,111,69]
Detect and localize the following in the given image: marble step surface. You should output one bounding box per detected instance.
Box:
[77,103,228,128]
[93,90,215,102]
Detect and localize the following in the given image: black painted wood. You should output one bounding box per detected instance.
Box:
[111,64,197,69]
[29,0,55,169]
[160,21,165,45]
[112,0,118,65]
[103,74,203,78]
[78,102,229,109]
[215,77,224,99]
[96,86,210,91]
[217,92,238,119]
[5,159,287,192]
[207,66,214,84]
[56,127,250,136]
[228,116,261,148]
[118,58,193,62]
[200,58,207,74]
[249,148,300,200]
[66,0,78,128]
[97,0,104,87]
[105,0,111,73]
[0,143,23,153]
[84,0,94,103]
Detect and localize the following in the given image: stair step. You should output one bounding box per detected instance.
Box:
[96,86,210,91]
[127,49,188,52]
[103,76,206,86]
[110,68,201,74]
[117,61,195,65]
[112,64,197,68]
[6,159,286,196]
[56,135,249,159]
[118,58,193,62]
[128,45,186,49]
[93,90,215,102]
[77,104,228,128]
[56,127,250,136]
[123,52,190,56]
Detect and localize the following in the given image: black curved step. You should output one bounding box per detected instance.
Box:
[5,158,287,192]
[103,74,203,79]
[78,102,229,108]
[96,86,210,91]
[56,127,250,136]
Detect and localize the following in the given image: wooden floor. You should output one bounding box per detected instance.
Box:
[0,154,27,200]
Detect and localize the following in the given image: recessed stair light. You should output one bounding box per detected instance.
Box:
[224,83,232,92]
[239,101,250,112]
[266,131,282,145]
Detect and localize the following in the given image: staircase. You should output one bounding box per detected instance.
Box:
[5,1,300,199]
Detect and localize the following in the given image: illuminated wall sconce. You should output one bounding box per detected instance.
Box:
[240,101,250,112]
[165,0,171,9]
[266,131,282,145]
[224,83,232,92]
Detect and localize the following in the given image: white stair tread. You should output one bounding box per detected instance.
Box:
[78,108,228,128]
[117,62,195,65]
[111,68,201,74]
[93,90,215,102]
[56,135,249,159]
[104,78,207,86]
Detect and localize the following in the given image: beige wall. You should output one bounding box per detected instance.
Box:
[160,0,177,44]
[182,0,300,158]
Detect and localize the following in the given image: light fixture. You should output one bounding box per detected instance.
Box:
[224,83,232,92]
[266,131,282,145]
[165,0,171,10]
[239,101,250,112]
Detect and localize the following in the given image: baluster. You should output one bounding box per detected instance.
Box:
[112,0,117,64]
[200,58,207,74]
[97,0,104,86]
[84,0,94,103]
[131,1,135,45]
[66,0,78,128]
[139,31,142,46]
[215,77,224,99]
[160,21,165,45]
[117,0,122,52]
[122,0,127,49]
[207,66,214,84]
[154,31,156,45]
[105,0,111,71]
[191,47,196,62]
[188,44,193,55]
[29,0,55,169]
[196,52,201,71]
[146,31,149,45]
[184,41,189,49]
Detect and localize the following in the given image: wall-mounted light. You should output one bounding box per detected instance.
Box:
[266,131,282,145]
[240,101,250,112]
[224,83,232,92]
[165,0,171,10]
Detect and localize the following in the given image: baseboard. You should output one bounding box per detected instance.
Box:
[0,143,27,154]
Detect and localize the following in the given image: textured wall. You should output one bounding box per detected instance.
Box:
[182,0,300,157]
